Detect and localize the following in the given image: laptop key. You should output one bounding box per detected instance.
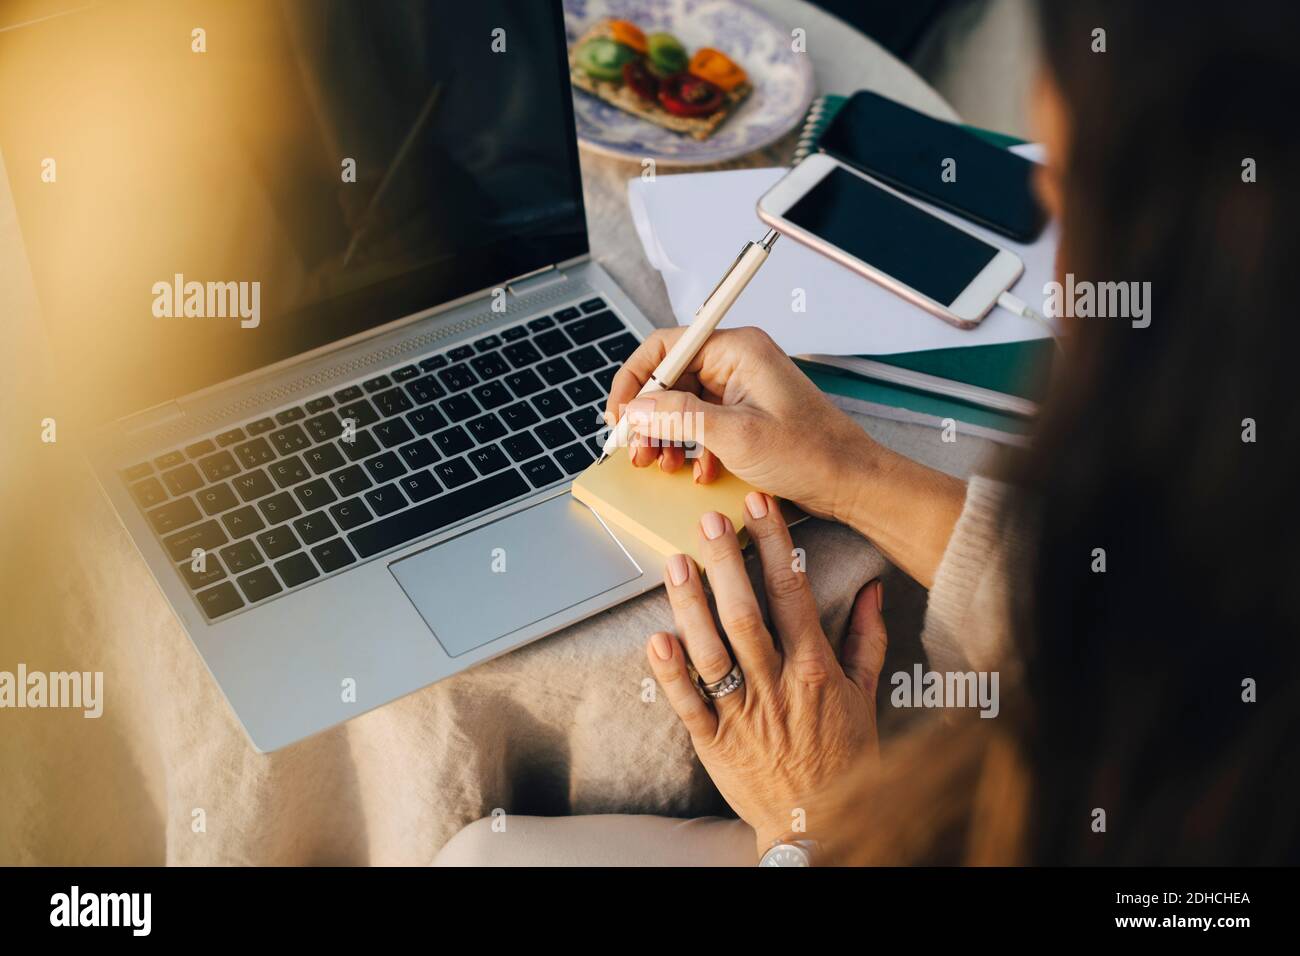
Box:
[499,401,540,431]
[536,357,577,386]
[329,464,372,496]
[466,413,506,444]
[148,497,202,534]
[471,380,511,410]
[246,417,276,435]
[432,457,475,489]
[293,478,337,511]
[373,387,413,417]
[155,450,186,470]
[398,439,439,469]
[534,329,571,357]
[337,399,380,429]
[594,366,618,392]
[599,332,640,364]
[184,440,215,459]
[232,469,275,502]
[535,420,575,449]
[579,297,606,314]
[474,334,502,352]
[163,520,228,562]
[162,463,204,496]
[501,324,528,341]
[521,456,563,488]
[566,311,623,345]
[405,406,448,435]
[527,315,554,332]
[233,437,276,469]
[433,426,473,456]
[269,425,311,455]
[293,511,336,546]
[391,365,419,382]
[555,306,582,321]
[365,483,409,516]
[566,407,604,437]
[222,505,266,540]
[405,375,445,405]
[220,539,264,573]
[554,442,594,475]
[305,396,335,413]
[269,456,311,488]
[398,469,441,503]
[334,385,363,403]
[236,567,282,603]
[470,352,510,380]
[304,443,346,475]
[123,462,154,482]
[468,445,510,476]
[363,451,404,483]
[362,375,392,393]
[438,363,478,392]
[304,411,344,442]
[196,582,244,620]
[503,432,543,463]
[503,369,544,397]
[274,407,305,425]
[348,470,530,559]
[338,430,381,462]
[449,345,474,362]
[329,498,372,531]
[257,491,302,525]
[373,418,415,448]
[312,539,356,573]
[196,483,239,515]
[568,346,604,373]
[257,525,300,560]
[275,552,319,588]
[503,341,542,368]
[563,377,603,407]
[198,450,239,482]
[419,354,449,371]
[532,389,572,418]
[439,393,479,423]
[178,554,226,590]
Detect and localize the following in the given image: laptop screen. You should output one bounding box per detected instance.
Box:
[0,0,588,425]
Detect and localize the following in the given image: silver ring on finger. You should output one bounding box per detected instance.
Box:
[696,662,744,701]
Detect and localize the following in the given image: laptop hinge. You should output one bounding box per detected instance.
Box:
[117,399,186,435]
[506,264,567,297]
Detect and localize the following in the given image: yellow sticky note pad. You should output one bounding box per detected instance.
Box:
[571,452,757,565]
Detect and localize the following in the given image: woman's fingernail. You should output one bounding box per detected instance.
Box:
[650,632,673,661]
[700,511,727,540]
[666,553,690,586]
[628,434,638,461]
[876,580,884,612]
[745,492,768,519]
[693,459,703,483]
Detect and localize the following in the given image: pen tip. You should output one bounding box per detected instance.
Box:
[595,452,609,466]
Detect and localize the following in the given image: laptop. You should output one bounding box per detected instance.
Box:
[0,0,668,750]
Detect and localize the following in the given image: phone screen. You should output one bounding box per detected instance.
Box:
[784,166,999,306]
[819,91,1045,241]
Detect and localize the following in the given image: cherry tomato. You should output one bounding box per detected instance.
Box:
[622,60,660,102]
[658,74,724,117]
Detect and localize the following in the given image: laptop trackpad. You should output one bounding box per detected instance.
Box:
[389,494,641,657]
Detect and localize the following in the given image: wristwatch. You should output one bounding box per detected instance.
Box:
[758,835,820,867]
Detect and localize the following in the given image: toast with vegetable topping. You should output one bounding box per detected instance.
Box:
[569,19,751,141]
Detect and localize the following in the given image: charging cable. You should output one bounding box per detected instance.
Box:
[998,289,1063,353]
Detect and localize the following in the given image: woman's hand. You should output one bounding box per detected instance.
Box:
[605,327,876,523]
[606,325,969,588]
[645,493,889,859]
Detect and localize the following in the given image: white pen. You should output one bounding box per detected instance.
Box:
[596,227,780,465]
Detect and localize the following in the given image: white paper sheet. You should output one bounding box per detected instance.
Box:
[627,147,1059,355]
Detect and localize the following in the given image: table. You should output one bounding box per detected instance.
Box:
[0,2,992,866]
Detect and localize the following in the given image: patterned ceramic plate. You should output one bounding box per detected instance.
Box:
[563,0,815,166]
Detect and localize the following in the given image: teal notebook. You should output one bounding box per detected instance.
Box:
[792,94,1046,441]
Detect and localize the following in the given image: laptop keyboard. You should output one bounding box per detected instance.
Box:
[120,297,639,622]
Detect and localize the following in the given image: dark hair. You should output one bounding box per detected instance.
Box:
[822,0,1300,865]
[1007,0,1300,864]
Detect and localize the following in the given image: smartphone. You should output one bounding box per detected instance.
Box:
[757,153,1023,329]
[818,90,1046,242]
